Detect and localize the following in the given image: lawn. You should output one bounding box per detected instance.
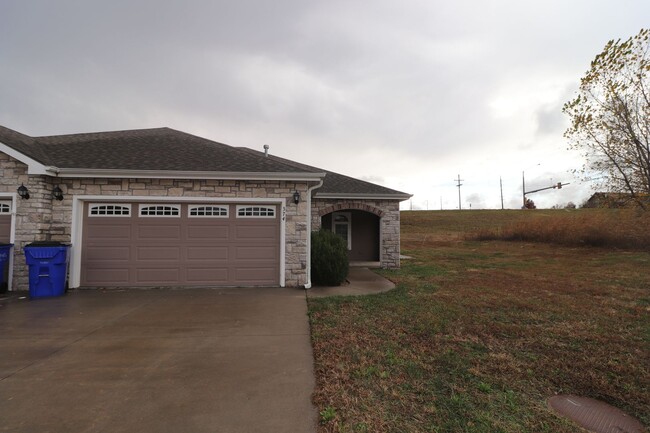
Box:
[308,209,649,433]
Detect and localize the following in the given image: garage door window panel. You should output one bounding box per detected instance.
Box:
[89,204,131,217]
[236,206,276,218]
[0,201,11,214]
[139,204,181,217]
[188,205,228,217]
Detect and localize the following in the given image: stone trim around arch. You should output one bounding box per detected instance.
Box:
[311,198,401,269]
[317,202,385,218]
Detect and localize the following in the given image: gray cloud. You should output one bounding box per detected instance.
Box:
[465,193,486,209]
[535,104,567,137]
[1,0,649,208]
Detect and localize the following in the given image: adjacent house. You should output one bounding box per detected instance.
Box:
[0,125,411,291]
[583,192,649,209]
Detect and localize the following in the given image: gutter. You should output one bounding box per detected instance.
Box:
[314,192,413,201]
[53,168,326,181]
[304,178,324,289]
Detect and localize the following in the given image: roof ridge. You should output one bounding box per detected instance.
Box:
[163,131,319,173]
[237,146,409,196]
[36,126,170,137]
[236,147,323,173]
[34,126,172,142]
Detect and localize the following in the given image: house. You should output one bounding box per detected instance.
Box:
[583,192,649,209]
[0,125,411,291]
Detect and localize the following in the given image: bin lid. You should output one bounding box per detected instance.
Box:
[25,241,70,247]
[0,243,13,247]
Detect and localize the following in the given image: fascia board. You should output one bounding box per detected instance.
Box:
[0,142,57,175]
[314,192,413,201]
[54,168,327,181]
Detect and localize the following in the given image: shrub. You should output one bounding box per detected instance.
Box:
[311,230,349,286]
[523,198,536,209]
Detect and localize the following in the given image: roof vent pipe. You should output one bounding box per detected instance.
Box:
[263,144,269,157]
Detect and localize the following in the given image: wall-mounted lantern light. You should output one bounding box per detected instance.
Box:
[52,186,64,201]
[17,184,30,200]
[293,191,301,205]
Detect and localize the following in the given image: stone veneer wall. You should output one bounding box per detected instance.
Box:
[311,198,401,269]
[0,153,312,290]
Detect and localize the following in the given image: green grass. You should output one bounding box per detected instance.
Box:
[309,210,650,433]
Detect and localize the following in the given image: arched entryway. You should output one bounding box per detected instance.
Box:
[320,209,380,262]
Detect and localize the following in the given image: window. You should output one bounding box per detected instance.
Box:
[188,205,228,217]
[0,201,11,214]
[236,206,276,218]
[139,204,181,217]
[332,212,351,250]
[88,204,131,217]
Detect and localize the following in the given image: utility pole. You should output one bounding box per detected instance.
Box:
[500,176,504,210]
[455,174,464,210]
[440,196,442,210]
[522,171,526,208]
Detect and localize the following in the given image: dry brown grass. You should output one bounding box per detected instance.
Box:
[471,209,650,250]
[309,210,650,433]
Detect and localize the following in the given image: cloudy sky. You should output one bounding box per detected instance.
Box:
[1,1,648,209]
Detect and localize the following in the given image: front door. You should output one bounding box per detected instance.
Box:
[329,210,380,261]
[332,212,351,251]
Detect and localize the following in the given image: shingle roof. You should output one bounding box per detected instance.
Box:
[237,148,410,198]
[0,126,317,173]
[0,125,53,165]
[0,124,410,198]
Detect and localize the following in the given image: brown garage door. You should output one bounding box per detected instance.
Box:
[81,202,280,287]
[0,200,11,243]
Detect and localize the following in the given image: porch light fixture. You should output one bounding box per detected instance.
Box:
[293,191,301,205]
[17,183,30,200]
[52,186,64,201]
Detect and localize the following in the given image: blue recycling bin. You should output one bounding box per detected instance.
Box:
[0,243,13,293]
[24,242,71,299]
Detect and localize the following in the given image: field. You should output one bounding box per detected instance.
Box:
[308,209,649,433]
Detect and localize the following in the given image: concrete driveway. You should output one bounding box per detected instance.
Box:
[0,288,317,433]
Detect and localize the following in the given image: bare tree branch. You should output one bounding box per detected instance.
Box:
[563,29,649,210]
